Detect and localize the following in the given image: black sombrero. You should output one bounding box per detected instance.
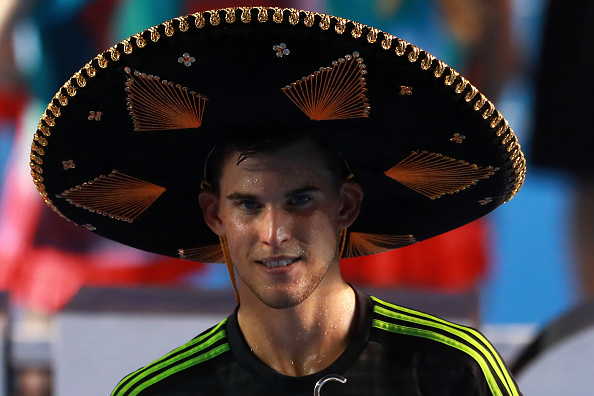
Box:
[30,7,525,264]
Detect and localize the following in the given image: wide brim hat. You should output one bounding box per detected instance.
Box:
[30,6,525,264]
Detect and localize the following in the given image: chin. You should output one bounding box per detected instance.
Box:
[255,289,310,310]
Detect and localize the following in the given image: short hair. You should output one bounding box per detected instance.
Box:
[203,132,352,192]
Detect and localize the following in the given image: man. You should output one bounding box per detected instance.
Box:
[29,6,524,395]
[200,135,362,374]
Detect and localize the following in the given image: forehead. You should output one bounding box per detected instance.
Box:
[218,139,335,189]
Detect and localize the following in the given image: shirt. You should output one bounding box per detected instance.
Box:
[111,288,521,396]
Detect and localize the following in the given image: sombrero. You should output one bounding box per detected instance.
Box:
[30,6,525,264]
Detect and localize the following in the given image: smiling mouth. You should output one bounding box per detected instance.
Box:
[261,258,299,268]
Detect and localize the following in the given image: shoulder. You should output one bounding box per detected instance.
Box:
[368,296,521,396]
[110,318,231,396]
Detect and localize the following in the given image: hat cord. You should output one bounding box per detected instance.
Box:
[339,229,348,258]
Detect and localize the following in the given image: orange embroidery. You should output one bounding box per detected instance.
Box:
[282,52,370,120]
[57,170,165,223]
[178,245,224,263]
[385,151,498,200]
[125,67,207,131]
[343,232,416,258]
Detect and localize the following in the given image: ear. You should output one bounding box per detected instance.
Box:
[198,189,225,236]
[337,180,364,229]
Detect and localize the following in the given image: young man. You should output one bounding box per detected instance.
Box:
[199,136,363,376]
[29,7,524,395]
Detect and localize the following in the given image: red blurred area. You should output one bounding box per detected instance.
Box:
[341,219,489,293]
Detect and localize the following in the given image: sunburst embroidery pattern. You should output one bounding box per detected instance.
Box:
[178,245,224,263]
[343,232,416,258]
[385,151,498,200]
[282,52,370,120]
[124,67,207,131]
[56,170,166,223]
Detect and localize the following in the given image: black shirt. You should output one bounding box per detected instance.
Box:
[111,289,521,396]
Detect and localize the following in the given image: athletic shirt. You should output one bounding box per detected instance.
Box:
[111,289,521,396]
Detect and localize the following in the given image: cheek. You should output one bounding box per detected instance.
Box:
[223,218,254,263]
[222,212,253,238]
[295,211,338,242]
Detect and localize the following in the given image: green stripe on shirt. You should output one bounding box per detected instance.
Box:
[111,318,229,396]
[371,296,519,396]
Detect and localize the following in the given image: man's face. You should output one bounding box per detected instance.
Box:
[201,139,361,310]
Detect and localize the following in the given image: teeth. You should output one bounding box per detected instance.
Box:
[263,258,296,268]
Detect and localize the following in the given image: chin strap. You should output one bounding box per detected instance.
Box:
[339,228,348,258]
[220,236,240,304]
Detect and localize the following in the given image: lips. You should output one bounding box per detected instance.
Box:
[261,258,298,268]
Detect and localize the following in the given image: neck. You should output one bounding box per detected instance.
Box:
[237,280,357,376]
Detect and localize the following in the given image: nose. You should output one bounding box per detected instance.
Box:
[259,207,290,247]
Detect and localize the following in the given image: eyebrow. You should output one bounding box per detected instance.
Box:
[226,186,320,201]
[226,192,258,201]
[288,186,320,197]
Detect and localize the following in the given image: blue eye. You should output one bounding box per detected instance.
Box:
[239,200,261,210]
[289,195,311,206]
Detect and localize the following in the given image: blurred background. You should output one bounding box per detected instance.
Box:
[0,0,590,395]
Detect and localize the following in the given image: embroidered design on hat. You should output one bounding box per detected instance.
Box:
[62,160,76,170]
[385,151,498,200]
[479,197,493,205]
[178,53,196,67]
[343,232,416,258]
[124,67,207,131]
[450,133,465,143]
[399,86,413,96]
[282,52,370,120]
[273,43,290,57]
[56,170,166,223]
[88,111,102,121]
[178,245,225,263]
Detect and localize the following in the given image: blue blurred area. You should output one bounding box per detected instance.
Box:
[480,0,581,325]
[109,0,182,43]
[483,167,577,324]
[0,125,14,198]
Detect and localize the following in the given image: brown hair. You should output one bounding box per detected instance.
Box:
[203,132,352,192]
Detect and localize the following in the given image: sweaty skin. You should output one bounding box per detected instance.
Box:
[199,139,364,376]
